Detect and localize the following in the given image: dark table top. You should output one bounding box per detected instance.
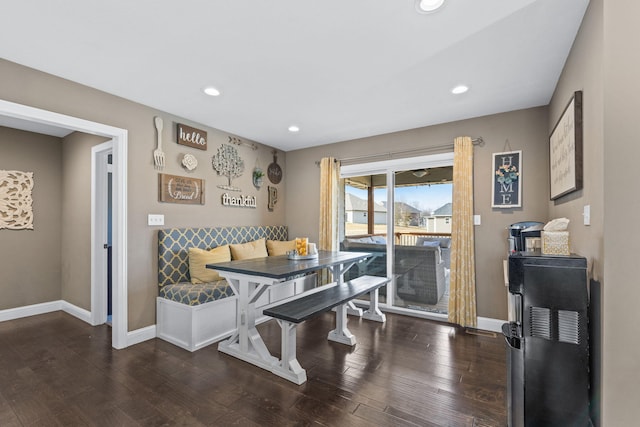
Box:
[206,250,372,279]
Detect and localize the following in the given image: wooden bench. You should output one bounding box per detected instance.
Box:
[263,275,390,384]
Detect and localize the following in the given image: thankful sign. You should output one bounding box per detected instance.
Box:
[177,123,207,150]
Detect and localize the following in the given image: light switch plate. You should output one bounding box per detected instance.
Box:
[148,214,164,226]
[583,205,590,226]
[473,214,481,225]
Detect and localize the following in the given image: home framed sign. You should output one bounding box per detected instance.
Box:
[549,90,583,200]
[492,150,522,208]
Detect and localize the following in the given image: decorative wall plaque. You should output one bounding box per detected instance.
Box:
[212,144,244,191]
[491,150,522,208]
[0,170,34,230]
[221,193,257,208]
[181,153,198,171]
[268,186,278,211]
[177,123,208,150]
[159,173,205,205]
[267,151,282,184]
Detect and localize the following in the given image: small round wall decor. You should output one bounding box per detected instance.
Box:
[182,153,198,171]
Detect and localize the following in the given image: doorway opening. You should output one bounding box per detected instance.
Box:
[1,99,129,349]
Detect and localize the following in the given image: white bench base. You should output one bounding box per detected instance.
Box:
[157,275,317,352]
[156,296,237,352]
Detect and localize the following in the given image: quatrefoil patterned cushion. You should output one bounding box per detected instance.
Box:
[159,281,234,306]
[158,226,288,287]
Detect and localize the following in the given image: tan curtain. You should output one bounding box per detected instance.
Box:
[448,136,477,328]
[319,157,340,283]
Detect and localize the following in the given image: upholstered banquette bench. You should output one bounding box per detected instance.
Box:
[156,226,315,351]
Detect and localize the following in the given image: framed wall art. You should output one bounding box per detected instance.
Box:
[492,150,522,208]
[158,173,205,205]
[549,90,583,200]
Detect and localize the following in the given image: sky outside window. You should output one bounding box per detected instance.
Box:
[346,183,452,213]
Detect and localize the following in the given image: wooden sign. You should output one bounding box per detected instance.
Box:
[550,91,583,200]
[177,123,208,150]
[267,151,282,184]
[491,150,522,208]
[159,173,205,205]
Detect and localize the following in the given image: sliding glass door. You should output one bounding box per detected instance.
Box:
[392,169,452,315]
[343,174,389,302]
[340,153,453,316]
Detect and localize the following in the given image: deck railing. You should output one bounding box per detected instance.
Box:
[347,232,451,246]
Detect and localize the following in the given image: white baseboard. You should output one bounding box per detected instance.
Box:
[477,316,506,333]
[127,325,157,347]
[61,301,92,323]
[0,300,62,322]
[0,301,157,348]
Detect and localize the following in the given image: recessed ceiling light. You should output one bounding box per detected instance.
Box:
[288,125,300,133]
[203,86,221,97]
[416,0,445,13]
[451,85,469,95]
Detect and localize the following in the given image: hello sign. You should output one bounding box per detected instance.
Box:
[177,123,207,150]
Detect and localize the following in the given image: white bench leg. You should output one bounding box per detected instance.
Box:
[331,264,363,317]
[346,301,363,317]
[271,319,307,385]
[328,303,356,346]
[363,288,386,323]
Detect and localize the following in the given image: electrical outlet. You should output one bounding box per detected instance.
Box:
[148,214,164,226]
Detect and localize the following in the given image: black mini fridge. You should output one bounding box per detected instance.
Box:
[503,253,591,427]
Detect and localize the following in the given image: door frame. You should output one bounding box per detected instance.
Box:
[340,152,453,312]
[0,99,129,349]
[91,141,112,327]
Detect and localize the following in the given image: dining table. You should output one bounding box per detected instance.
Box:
[207,250,386,377]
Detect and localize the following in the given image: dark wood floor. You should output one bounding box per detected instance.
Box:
[0,311,507,426]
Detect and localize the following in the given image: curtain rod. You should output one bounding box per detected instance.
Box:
[324,136,484,166]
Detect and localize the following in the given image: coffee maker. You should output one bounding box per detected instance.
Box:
[507,221,544,253]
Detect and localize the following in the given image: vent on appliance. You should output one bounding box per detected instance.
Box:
[529,307,551,340]
[558,310,581,345]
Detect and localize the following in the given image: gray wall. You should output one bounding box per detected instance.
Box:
[548,0,604,282]
[286,107,550,320]
[0,59,287,330]
[547,0,604,423]
[602,0,640,425]
[0,127,62,309]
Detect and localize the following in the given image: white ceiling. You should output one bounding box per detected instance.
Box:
[1,0,589,151]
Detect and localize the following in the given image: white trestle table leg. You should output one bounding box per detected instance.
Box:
[218,277,278,370]
[363,288,386,323]
[331,264,363,317]
[271,320,307,385]
[328,303,356,346]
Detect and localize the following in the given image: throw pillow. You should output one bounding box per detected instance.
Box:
[189,245,231,284]
[230,238,268,260]
[266,239,296,256]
